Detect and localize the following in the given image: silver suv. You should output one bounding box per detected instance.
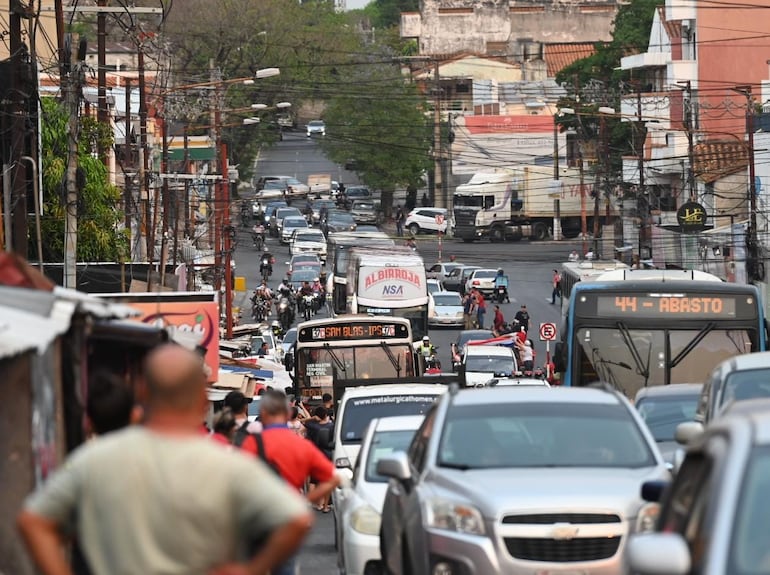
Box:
[378,386,669,575]
[627,398,770,575]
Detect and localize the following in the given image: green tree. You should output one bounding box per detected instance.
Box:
[37,97,128,262]
[319,60,431,203]
[362,0,418,30]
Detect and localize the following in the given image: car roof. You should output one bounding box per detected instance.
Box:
[291,254,320,261]
[458,329,493,339]
[490,378,551,387]
[341,384,447,399]
[451,386,623,407]
[472,268,499,274]
[371,415,426,433]
[635,384,704,401]
[719,351,770,373]
[434,290,461,297]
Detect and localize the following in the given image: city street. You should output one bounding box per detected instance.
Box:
[231,136,586,573]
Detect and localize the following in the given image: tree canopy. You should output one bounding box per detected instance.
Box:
[37,97,128,262]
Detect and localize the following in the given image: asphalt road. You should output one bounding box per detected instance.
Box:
[230,136,588,574]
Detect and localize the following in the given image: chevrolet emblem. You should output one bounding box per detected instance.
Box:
[551,523,580,540]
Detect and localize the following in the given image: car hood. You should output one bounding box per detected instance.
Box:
[656,441,679,466]
[435,305,463,315]
[426,466,667,520]
[351,481,390,513]
[465,370,514,386]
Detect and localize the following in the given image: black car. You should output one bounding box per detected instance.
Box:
[322,210,357,234]
[444,265,480,294]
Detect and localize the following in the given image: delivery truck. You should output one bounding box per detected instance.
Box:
[307,173,332,196]
[452,165,610,242]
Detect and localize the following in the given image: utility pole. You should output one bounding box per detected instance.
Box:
[222,142,234,339]
[733,85,759,281]
[681,81,696,201]
[64,36,82,289]
[432,58,443,209]
[553,116,561,240]
[137,45,151,272]
[96,0,108,161]
[124,78,132,242]
[183,126,191,238]
[593,114,606,255]
[159,116,170,287]
[636,86,646,263]
[214,80,223,293]
[9,0,29,257]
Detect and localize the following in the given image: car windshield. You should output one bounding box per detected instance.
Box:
[729,446,770,573]
[339,393,437,443]
[427,282,442,295]
[636,394,699,442]
[365,429,419,483]
[438,402,656,470]
[309,120,324,127]
[286,178,302,185]
[721,369,770,407]
[284,218,307,229]
[434,294,462,307]
[291,271,317,283]
[573,327,754,397]
[465,354,516,374]
[347,189,369,197]
[474,270,498,279]
[264,181,285,189]
[295,232,324,242]
[283,329,297,347]
[277,208,300,219]
[330,213,355,224]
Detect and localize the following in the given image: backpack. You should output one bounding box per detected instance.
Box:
[312,423,334,460]
[232,421,282,477]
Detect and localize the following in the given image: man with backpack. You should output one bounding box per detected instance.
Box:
[224,390,262,439]
[233,390,340,575]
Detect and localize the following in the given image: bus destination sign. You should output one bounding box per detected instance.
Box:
[595,294,739,319]
[298,321,409,343]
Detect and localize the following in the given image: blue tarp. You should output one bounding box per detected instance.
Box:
[219,366,274,379]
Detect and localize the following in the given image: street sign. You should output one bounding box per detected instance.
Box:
[435,214,445,225]
[539,322,557,341]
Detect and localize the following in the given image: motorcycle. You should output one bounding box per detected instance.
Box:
[260,257,273,282]
[495,284,509,304]
[302,294,314,321]
[312,290,324,312]
[252,228,265,250]
[424,354,442,375]
[251,299,267,322]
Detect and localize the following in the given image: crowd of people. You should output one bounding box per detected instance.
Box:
[16,343,341,575]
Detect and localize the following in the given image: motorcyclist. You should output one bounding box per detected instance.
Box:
[254,280,273,301]
[278,278,292,297]
[251,222,266,246]
[311,277,324,295]
[494,268,510,303]
[299,281,313,297]
[253,201,264,224]
[259,246,274,278]
[418,335,435,359]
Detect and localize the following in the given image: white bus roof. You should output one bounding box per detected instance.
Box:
[562,260,630,282]
[350,247,425,267]
[595,268,724,282]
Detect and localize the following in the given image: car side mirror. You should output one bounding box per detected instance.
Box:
[284,353,294,372]
[640,479,668,503]
[675,421,704,446]
[376,452,412,482]
[626,533,691,575]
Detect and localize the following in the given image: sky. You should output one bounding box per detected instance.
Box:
[345,0,369,9]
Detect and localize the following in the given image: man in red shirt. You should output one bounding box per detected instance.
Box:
[239,389,340,575]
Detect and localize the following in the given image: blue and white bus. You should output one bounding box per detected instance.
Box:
[555,269,766,398]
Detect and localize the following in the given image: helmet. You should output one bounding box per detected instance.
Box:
[314,277,319,282]
[263,246,269,253]
[422,336,430,342]
[271,320,280,327]
[497,268,503,274]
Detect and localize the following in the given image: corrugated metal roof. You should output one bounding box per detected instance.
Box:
[544,43,601,77]
[693,140,750,184]
[499,80,567,104]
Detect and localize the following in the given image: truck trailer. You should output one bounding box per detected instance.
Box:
[453,165,610,242]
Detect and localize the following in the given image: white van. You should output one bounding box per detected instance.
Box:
[332,384,446,481]
[462,344,519,387]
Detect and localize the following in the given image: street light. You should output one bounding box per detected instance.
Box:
[242,67,280,84]
[242,117,261,125]
[251,104,268,110]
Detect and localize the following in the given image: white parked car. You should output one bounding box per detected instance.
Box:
[465,268,499,295]
[462,344,519,387]
[404,207,448,235]
[280,215,309,244]
[290,229,327,261]
[429,291,464,327]
[335,415,424,575]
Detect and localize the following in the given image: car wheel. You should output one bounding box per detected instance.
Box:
[409,223,420,235]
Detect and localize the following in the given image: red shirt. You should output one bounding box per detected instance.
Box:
[241,425,335,490]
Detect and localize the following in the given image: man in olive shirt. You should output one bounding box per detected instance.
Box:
[17,344,312,575]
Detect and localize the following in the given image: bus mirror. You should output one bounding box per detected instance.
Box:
[284,353,294,372]
[553,342,565,373]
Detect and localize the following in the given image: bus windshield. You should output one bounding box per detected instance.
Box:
[574,326,754,397]
[298,345,415,386]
